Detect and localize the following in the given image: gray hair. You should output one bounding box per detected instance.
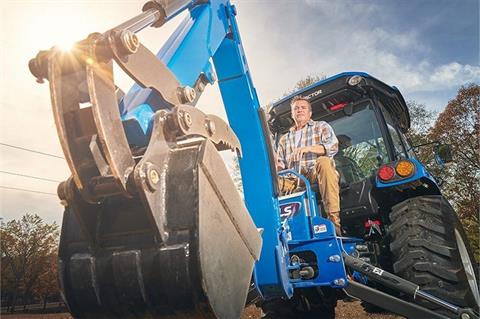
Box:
[290,95,312,111]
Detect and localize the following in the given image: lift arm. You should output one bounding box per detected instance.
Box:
[117,0,292,299]
[124,0,291,297]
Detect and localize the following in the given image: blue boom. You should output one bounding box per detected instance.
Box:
[119,0,295,299]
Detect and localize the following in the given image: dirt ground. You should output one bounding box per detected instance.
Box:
[240,301,402,319]
[1,301,402,319]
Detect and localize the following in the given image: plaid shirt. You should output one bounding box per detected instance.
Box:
[277,120,338,172]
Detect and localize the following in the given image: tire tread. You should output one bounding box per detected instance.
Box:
[388,195,478,312]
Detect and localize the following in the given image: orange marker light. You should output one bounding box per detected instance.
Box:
[396,160,414,177]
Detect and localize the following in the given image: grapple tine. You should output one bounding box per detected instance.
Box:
[48,48,99,200]
[110,40,182,106]
[172,105,242,156]
[47,38,136,201]
[86,36,135,194]
[206,114,243,157]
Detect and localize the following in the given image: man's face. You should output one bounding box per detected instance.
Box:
[291,100,312,124]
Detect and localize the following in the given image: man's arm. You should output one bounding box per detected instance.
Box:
[291,122,338,161]
[318,122,339,157]
[291,144,325,161]
[305,144,326,155]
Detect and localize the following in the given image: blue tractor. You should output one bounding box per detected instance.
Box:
[29,0,478,318]
[267,72,479,317]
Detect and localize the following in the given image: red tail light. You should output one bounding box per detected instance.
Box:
[378,165,395,181]
[364,219,381,229]
[329,102,348,111]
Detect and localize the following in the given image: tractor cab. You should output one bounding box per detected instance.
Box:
[268,72,432,237]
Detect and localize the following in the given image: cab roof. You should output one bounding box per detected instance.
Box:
[268,72,410,134]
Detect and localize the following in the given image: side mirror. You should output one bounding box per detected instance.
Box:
[434,144,453,165]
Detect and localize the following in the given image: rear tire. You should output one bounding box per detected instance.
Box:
[388,195,479,313]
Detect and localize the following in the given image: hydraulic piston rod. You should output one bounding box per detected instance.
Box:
[343,253,479,318]
[113,0,197,33]
[113,8,163,33]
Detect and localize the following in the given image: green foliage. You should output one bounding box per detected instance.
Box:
[1,213,59,312]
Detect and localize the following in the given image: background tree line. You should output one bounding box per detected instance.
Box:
[408,83,479,260]
[1,213,60,313]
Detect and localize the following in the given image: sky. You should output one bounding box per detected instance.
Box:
[0,0,479,225]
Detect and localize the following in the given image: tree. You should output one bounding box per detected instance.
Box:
[405,101,439,172]
[31,252,59,310]
[429,83,479,260]
[405,100,437,148]
[283,74,327,97]
[1,213,59,312]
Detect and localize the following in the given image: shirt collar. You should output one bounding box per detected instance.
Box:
[289,119,314,132]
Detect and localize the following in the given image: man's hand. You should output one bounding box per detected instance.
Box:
[291,146,311,162]
[290,145,326,163]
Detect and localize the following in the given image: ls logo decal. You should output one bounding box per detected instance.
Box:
[280,202,301,220]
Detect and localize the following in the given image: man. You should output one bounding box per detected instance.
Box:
[276,95,341,234]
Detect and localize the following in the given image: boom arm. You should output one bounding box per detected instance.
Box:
[118,0,291,298]
[119,0,291,298]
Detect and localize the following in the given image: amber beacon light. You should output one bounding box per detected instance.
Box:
[395,160,415,177]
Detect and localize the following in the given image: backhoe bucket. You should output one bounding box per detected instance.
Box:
[58,139,262,318]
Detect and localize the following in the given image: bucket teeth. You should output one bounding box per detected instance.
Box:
[58,140,261,318]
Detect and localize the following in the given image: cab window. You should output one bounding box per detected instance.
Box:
[380,105,407,159]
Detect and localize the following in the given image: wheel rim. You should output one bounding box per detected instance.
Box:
[454,229,480,305]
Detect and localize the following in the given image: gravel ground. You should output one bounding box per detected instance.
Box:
[2,301,403,319]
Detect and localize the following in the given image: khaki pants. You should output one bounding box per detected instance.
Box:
[304,157,340,214]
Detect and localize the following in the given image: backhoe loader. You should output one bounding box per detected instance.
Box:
[29,1,479,318]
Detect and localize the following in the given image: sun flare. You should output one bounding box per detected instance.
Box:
[57,38,77,52]
[25,5,92,51]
